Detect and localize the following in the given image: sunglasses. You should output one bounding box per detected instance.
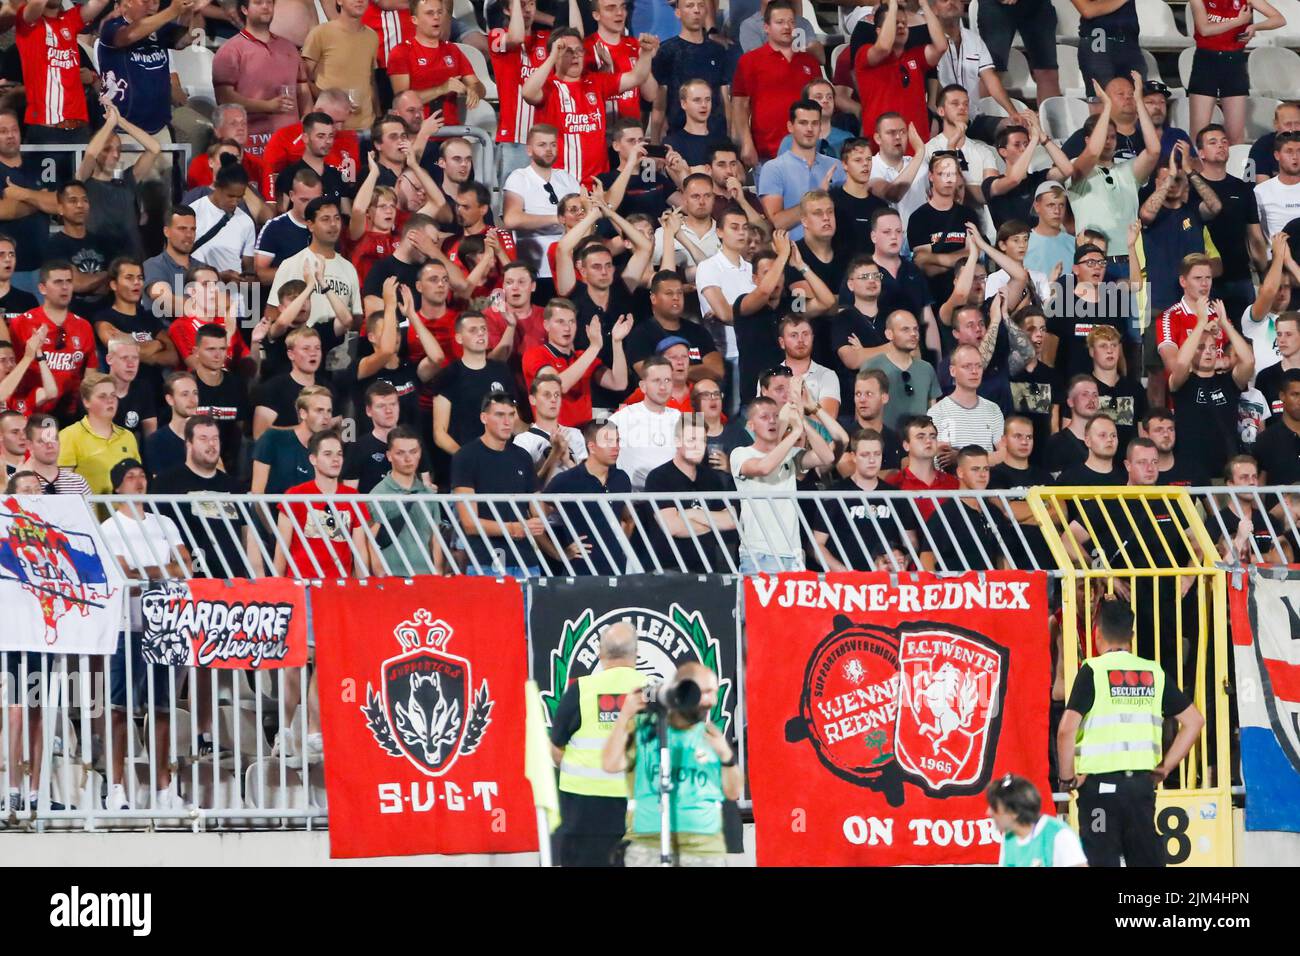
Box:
[853,272,884,282]
[765,365,793,378]
[542,181,558,205]
[900,369,914,397]
[898,65,911,88]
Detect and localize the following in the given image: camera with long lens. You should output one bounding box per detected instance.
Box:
[642,676,703,723]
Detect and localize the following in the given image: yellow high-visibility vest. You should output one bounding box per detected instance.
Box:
[558,667,645,797]
[1075,650,1164,774]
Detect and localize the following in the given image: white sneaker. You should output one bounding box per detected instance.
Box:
[271,730,300,759]
[153,784,182,812]
[305,732,324,764]
[107,784,130,811]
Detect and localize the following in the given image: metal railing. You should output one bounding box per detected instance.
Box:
[1,485,1294,833]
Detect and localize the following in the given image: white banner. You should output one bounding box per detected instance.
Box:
[0,495,125,654]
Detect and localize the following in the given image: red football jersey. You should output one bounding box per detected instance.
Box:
[1157,299,1228,353]
[260,123,362,200]
[582,34,643,121]
[7,308,96,415]
[168,316,251,369]
[387,37,474,126]
[186,152,265,190]
[444,230,516,309]
[537,72,622,187]
[14,6,87,127]
[487,28,552,145]
[522,342,601,426]
[348,228,397,289]
[279,481,371,577]
[363,0,411,67]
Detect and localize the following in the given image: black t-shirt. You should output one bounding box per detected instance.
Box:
[663,129,714,168]
[624,316,718,372]
[336,349,423,430]
[1009,362,1059,468]
[1076,495,1190,568]
[1056,460,1124,487]
[874,259,933,349]
[1208,505,1285,560]
[449,438,538,566]
[830,306,885,401]
[361,256,423,311]
[906,202,980,305]
[1044,427,1088,476]
[151,465,250,578]
[641,459,727,574]
[812,477,917,570]
[786,240,851,368]
[596,169,672,222]
[0,285,39,319]
[732,294,788,404]
[0,160,48,270]
[1159,455,1209,487]
[544,462,634,576]
[830,186,887,259]
[836,417,903,471]
[1095,375,1147,456]
[258,321,346,383]
[1046,306,1134,384]
[92,305,167,385]
[923,498,1015,572]
[1171,372,1241,480]
[989,461,1053,490]
[1252,419,1300,484]
[431,359,516,448]
[343,431,395,493]
[252,371,338,429]
[1066,659,1193,717]
[143,426,186,480]
[46,231,113,317]
[275,160,351,207]
[572,282,643,409]
[1253,362,1292,422]
[195,372,250,472]
[983,169,1050,232]
[1202,173,1259,283]
[113,376,160,442]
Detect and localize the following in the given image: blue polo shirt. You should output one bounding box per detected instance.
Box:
[757,149,846,241]
[544,463,633,576]
[97,17,186,135]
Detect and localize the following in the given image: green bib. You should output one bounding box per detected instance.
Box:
[630,720,724,836]
[1001,815,1072,867]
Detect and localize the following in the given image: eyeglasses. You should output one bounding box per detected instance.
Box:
[853,272,884,282]
[900,369,914,396]
[694,389,722,400]
[542,181,558,205]
[1077,258,1106,268]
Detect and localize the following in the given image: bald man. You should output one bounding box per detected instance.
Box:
[549,622,646,867]
[603,660,742,867]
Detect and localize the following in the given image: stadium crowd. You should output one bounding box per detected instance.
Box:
[0,0,1298,579]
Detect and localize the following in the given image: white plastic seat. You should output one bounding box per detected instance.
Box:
[1186,0,1284,48]
[218,702,268,757]
[456,41,497,100]
[243,759,311,811]
[1141,48,1160,78]
[1248,45,1300,99]
[1228,142,1254,179]
[464,99,498,140]
[1247,95,1283,139]
[1039,95,1092,142]
[1168,94,1223,131]
[170,43,216,108]
[829,40,848,85]
[1002,47,1037,101]
[1269,0,1300,46]
[1055,44,1087,98]
[1178,45,1195,88]
[1137,0,1193,50]
[1053,0,1081,44]
[978,95,1030,118]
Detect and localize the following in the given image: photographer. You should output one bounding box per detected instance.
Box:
[548,623,646,867]
[601,664,742,867]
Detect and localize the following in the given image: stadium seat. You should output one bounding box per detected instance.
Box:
[1181,2,1276,48]
[829,41,848,84]
[1039,95,1091,141]
[1137,0,1193,50]
[1248,45,1300,99]
[218,703,268,757]
[464,100,499,141]
[1055,44,1087,98]
[171,42,216,109]
[78,35,97,72]
[456,41,497,100]
[1141,48,1159,79]
[795,0,831,40]
[1178,45,1195,88]
[979,96,1030,118]
[452,0,475,21]
[1227,142,1254,179]
[1002,47,1037,101]
[1052,0,1081,44]
[1269,0,1300,46]
[1247,96,1282,139]
[1168,94,1223,132]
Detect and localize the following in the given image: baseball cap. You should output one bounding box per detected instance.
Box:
[656,335,692,353]
[1142,79,1172,99]
[110,458,145,491]
[1033,181,1066,199]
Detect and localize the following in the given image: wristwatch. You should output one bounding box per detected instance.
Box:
[720,751,738,767]
[36,354,46,363]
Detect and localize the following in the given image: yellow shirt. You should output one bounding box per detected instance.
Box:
[57,419,140,495]
[301,21,380,130]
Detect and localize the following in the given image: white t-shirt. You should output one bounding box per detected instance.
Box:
[100,511,184,630]
[870,153,929,230]
[695,251,753,360]
[503,165,581,278]
[730,444,803,558]
[935,27,996,116]
[929,394,1005,452]
[513,424,588,478]
[1254,176,1300,238]
[268,247,363,326]
[997,815,1089,867]
[797,360,843,413]
[1240,304,1282,384]
[191,195,257,314]
[653,220,720,269]
[608,402,681,490]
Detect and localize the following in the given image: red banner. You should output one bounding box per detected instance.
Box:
[313,577,536,859]
[746,571,1052,866]
[140,579,308,669]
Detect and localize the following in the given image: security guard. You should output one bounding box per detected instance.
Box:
[549,622,645,867]
[1056,596,1205,867]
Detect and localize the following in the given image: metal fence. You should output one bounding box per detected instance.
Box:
[1,486,1294,833]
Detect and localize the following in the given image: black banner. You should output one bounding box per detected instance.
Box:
[527,574,742,746]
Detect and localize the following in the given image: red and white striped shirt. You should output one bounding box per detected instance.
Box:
[1157,298,1228,354]
[536,72,621,187]
[583,33,642,121]
[14,5,87,127]
[488,27,552,145]
[363,1,411,68]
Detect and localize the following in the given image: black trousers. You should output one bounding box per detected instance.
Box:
[1076,770,1164,867]
[556,792,627,867]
